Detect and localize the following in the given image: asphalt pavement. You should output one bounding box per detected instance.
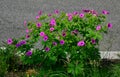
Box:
[0,0,120,51]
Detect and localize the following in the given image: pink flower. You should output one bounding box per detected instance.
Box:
[54,10,59,14]
[107,23,112,29]
[66,13,72,17]
[38,10,42,15]
[79,13,84,18]
[91,39,96,44]
[36,22,42,28]
[7,38,13,45]
[26,34,30,38]
[16,40,26,47]
[66,13,73,21]
[26,50,32,56]
[53,42,57,46]
[24,20,27,26]
[71,30,78,35]
[50,27,54,31]
[68,15,73,21]
[77,40,85,46]
[96,25,101,30]
[102,10,109,15]
[48,14,52,17]
[45,47,50,52]
[90,10,98,14]
[73,30,78,34]
[60,40,65,45]
[26,29,29,33]
[43,36,48,41]
[62,32,66,37]
[36,15,40,19]
[40,32,45,37]
[73,11,79,15]
[82,9,90,13]
[20,40,26,45]
[50,18,56,26]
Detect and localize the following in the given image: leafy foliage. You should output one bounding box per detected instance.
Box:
[0,9,113,77]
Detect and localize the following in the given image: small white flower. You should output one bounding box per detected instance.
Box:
[0,47,6,50]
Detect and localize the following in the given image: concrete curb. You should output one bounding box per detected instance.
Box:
[0,47,120,59]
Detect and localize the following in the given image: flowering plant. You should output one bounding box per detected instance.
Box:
[5,9,112,76]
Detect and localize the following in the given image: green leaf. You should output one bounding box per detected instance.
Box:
[75,63,83,75]
[67,63,74,73]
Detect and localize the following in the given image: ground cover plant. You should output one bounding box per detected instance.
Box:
[0,9,115,77]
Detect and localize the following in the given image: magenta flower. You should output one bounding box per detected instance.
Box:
[102,10,109,15]
[82,9,90,13]
[73,30,78,34]
[79,13,84,18]
[24,20,27,26]
[71,30,78,35]
[68,15,73,21]
[36,15,40,19]
[20,40,26,45]
[48,13,52,17]
[26,34,30,38]
[16,43,21,47]
[66,13,73,21]
[73,11,79,15]
[53,42,57,46]
[77,40,85,46]
[45,47,50,52]
[91,39,96,44]
[96,25,101,30]
[40,32,45,37]
[43,36,48,41]
[26,29,29,33]
[7,38,13,45]
[71,31,75,35]
[16,40,26,47]
[89,10,98,16]
[50,18,56,26]
[36,22,42,28]
[60,40,65,45]
[66,13,72,17]
[50,27,54,31]
[107,23,112,29]
[38,10,42,15]
[26,50,32,56]
[90,10,97,14]
[54,10,59,14]
[62,32,66,37]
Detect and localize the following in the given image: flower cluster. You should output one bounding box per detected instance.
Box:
[7,9,112,58]
[39,32,48,41]
[16,40,26,47]
[50,18,56,26]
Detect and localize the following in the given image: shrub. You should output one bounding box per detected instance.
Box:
[4,9,112,77]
